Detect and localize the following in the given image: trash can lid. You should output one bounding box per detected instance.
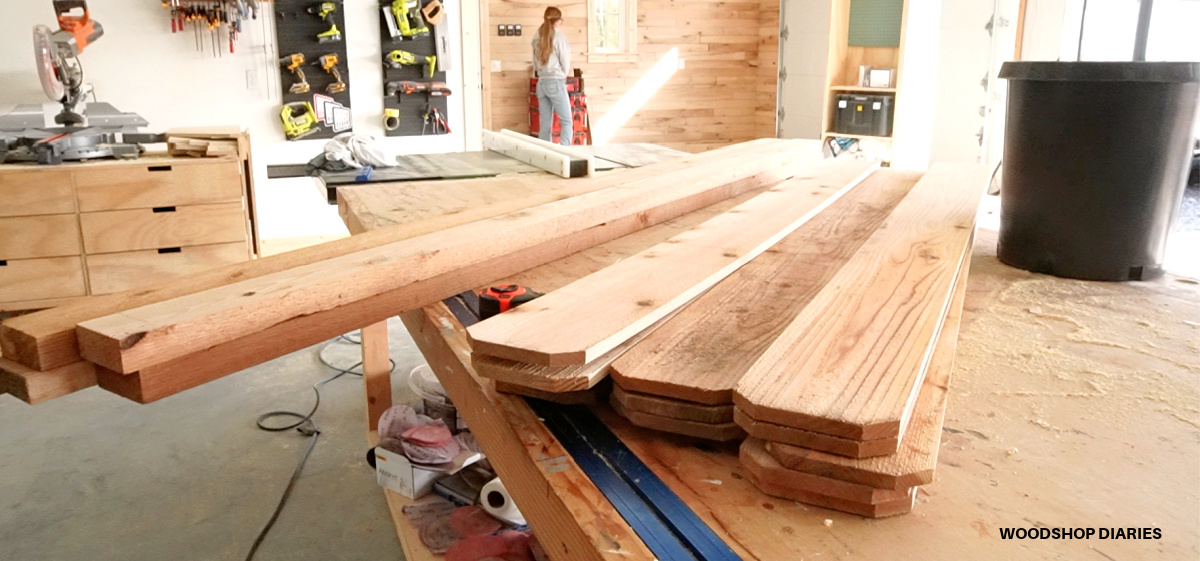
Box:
[999,61,1200,83]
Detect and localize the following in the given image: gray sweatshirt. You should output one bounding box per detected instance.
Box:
[531,29,571,80]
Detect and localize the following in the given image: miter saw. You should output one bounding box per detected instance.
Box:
[0,1,161,165]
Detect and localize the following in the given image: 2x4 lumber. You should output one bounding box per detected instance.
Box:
[733,163,986,442]
[402,304,657,561]
[740,438,916,517]
[0,354,96,405]
[609,169,920,405]
[498,129,596,177]
[4,140,790,375]
[76,140,821,377]
[609,395,745,442]
[466,159,879,367]
[482,129,587,178]
[764,265,969,488]
[492,381,597,404]
[362,321,392,434]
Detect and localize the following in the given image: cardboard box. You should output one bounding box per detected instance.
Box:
[376,447,484,499]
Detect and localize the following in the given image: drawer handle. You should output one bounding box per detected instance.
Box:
[157,248,182,254]
[0,260,6,267]
[153,206,177,213]
[148,165,173,172]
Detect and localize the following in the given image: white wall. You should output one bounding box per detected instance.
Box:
[0,0,481,243]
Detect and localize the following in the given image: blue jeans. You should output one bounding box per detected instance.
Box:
[537,78,573,146]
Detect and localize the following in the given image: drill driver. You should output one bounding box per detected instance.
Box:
[280,53,310,94]
[391,0,429,39]
[307,2,342,43]
[316,53,346,94]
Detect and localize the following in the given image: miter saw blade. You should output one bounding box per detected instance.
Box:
[33,25,66,102]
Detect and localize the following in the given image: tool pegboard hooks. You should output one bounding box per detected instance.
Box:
[379,0,452,137]
[275,0,353,141]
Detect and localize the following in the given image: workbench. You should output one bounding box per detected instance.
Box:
[269,143,687,204]
[338,154,1200,560]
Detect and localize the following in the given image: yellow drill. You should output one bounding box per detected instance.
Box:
[391,0,429,39]
[317,54,346,94]
[307,2,342,43]
[280,53,310,94]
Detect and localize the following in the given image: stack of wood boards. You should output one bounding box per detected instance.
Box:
[465,159,880,398]
[0,138,820,405]
[466,163,986,517]
[164,126,248,159]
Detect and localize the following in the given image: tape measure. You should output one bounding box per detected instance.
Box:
[478,285,541,320]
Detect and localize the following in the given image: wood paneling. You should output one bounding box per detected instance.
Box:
[488,0,779,151]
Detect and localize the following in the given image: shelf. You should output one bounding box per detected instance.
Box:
[823,132,894,142]
[830,86,897,93]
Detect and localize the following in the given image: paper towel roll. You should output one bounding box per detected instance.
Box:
[479,477,526,526]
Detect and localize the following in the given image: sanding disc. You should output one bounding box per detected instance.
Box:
[419,518,459,554]
[448,505,502,538]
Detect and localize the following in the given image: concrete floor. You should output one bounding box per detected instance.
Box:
[0,317,426,561]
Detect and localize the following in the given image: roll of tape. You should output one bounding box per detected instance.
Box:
[384,109,401,131]
[479,477,526,526]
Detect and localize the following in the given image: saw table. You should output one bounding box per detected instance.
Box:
[337,151,1200,561]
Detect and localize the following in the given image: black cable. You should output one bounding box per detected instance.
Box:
[243,334,395,561]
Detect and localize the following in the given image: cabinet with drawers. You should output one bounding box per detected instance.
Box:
[0,154,258,311]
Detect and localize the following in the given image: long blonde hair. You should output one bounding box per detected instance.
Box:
[536,7,562,66]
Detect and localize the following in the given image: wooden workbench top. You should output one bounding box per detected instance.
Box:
[340,161,1200,560]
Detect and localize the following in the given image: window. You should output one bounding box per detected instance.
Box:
[589,0,637,59]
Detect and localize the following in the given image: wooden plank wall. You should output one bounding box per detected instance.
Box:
[487,0,780,153]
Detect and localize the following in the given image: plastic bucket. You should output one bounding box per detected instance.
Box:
[997,61,1200,281]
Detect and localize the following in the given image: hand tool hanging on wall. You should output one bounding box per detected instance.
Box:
[280,53,311,94]
[386,0,430,41]
[281,101,319,140]
[384,50,436,78]
[308,2,343,43]
[162,0,258,55]
[316,53,347,94]
[386,80,451,98]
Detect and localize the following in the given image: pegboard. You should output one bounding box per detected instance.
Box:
[274,0,354,141]
[378,0,452,137]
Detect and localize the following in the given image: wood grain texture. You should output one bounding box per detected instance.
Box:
[734,163,986,441]
[488,0,775,149]
[0,257,86,302]
[610,169,920,405]
[610,383,734,424]
[336,139,790,235]
[402,304,656,561]
[79,202,248,255]
[85,243,251,295]
[0,215,82,260]
[733,409,898,458]
[741,438,912,504]
[764,262,968,489]
[609,391,745,442]
[74,160,243,212]
[0,168,75,217]
[493,380,598,404]
[362,321,392,433]
[2,140,805,373]
[0,353,96,405]
[471,295,691,392]
[467,159,878,366]
[76,140,818,375]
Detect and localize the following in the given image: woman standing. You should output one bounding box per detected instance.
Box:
[532,7,573,146]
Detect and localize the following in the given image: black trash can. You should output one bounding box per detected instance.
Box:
[997,61,1200,281]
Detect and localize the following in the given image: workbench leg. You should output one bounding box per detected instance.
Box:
[361,320,392,442]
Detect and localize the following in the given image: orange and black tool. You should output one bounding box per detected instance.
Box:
[479,285,542,320]
[54,1,104,52]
